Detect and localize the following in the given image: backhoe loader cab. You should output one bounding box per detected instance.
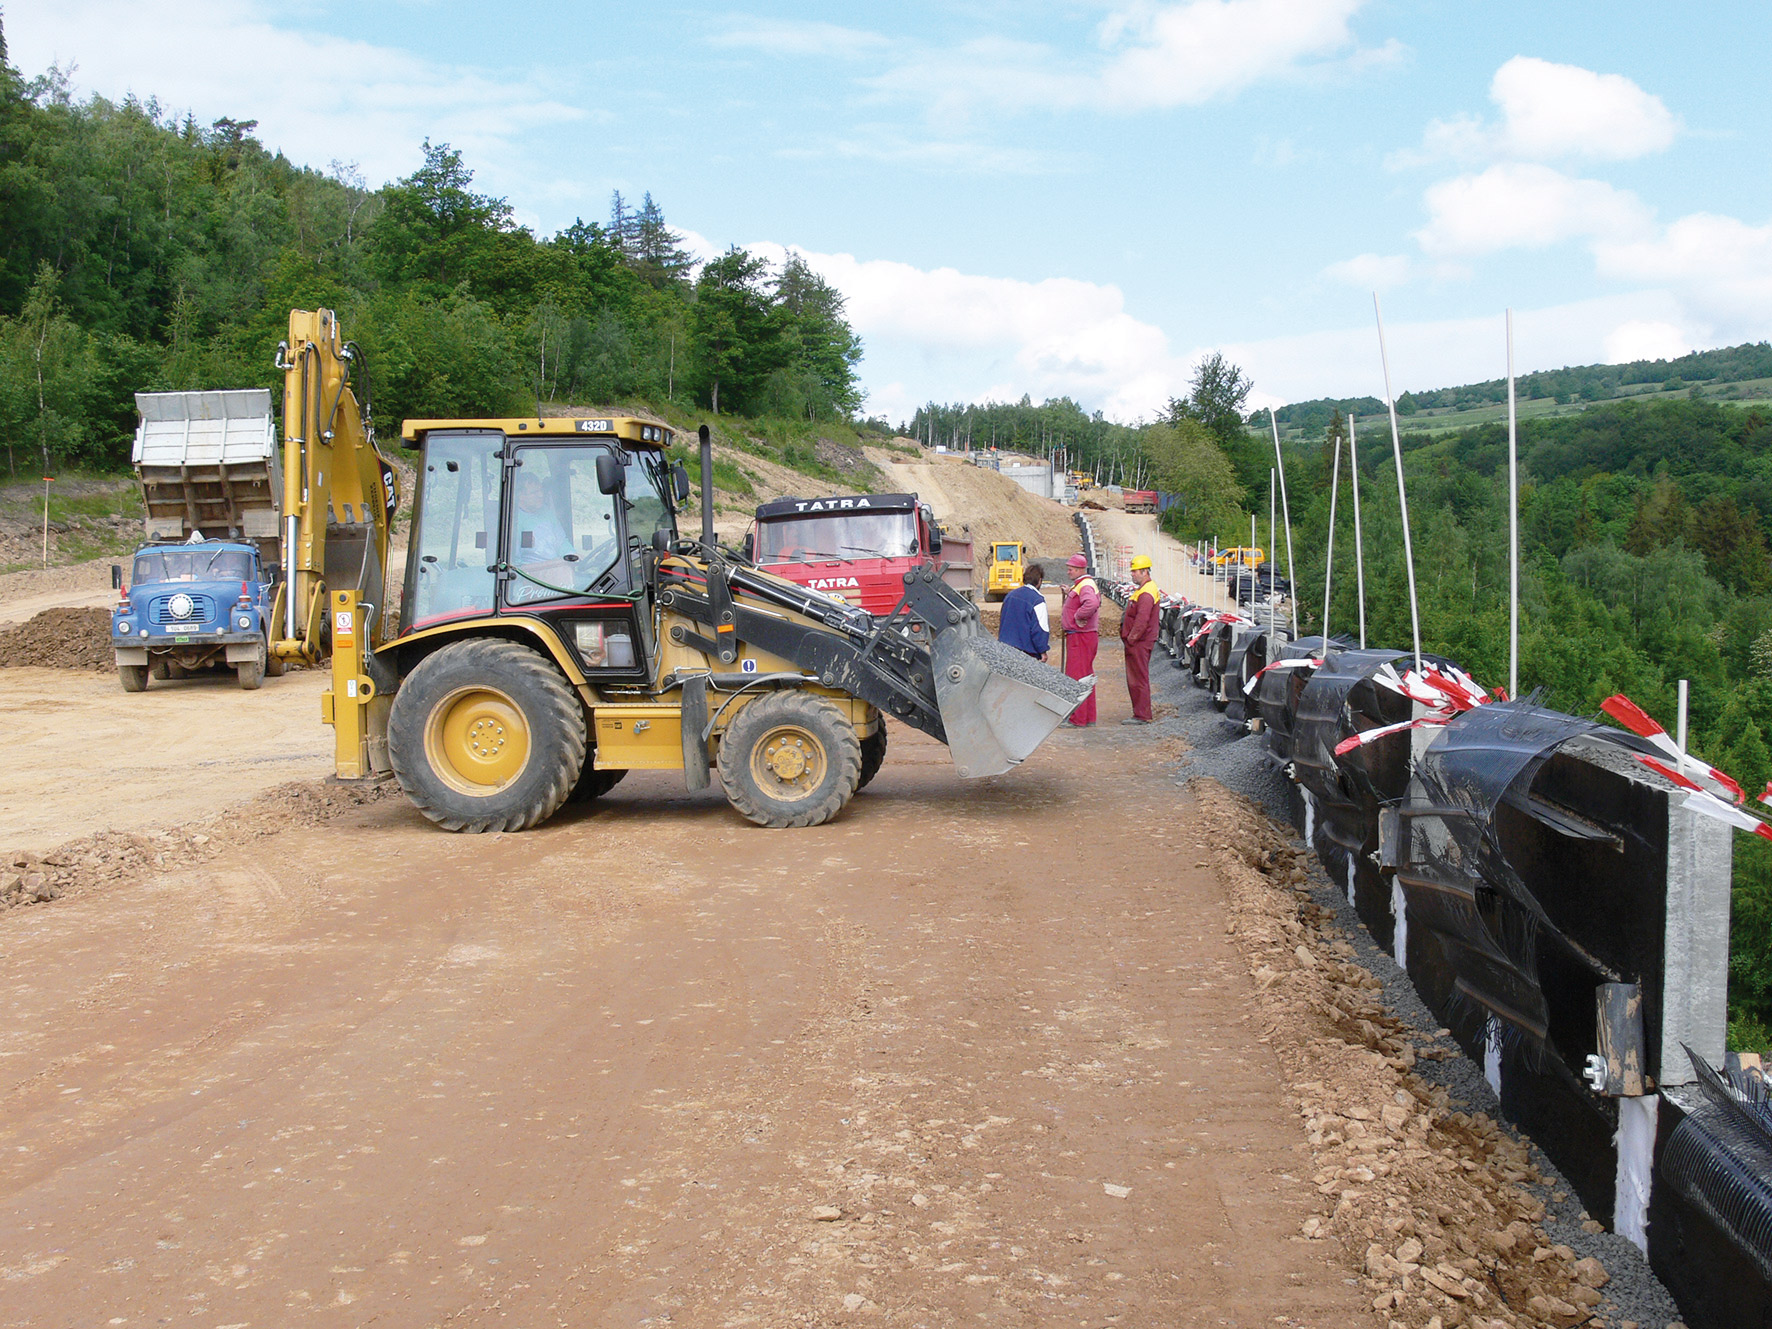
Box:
[318,402,1089,837]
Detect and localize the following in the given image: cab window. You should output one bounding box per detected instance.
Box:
[405,430,502,631]
[504,445,624,606]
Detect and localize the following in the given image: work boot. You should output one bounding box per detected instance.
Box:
[1120,717,1150,725]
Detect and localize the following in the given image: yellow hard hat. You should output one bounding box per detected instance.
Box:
[1130,555,1153,571]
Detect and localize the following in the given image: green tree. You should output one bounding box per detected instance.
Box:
[688,247,781,415]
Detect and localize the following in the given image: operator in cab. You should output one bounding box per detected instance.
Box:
[514,471,569,564]
[1119,555,1161,724]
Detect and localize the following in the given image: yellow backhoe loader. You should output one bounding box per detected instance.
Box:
[275,308,1089,832]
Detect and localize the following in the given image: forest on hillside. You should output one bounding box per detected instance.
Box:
[0,23,863,476]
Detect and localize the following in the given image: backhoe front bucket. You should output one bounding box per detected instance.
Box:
[931,631,1093,778]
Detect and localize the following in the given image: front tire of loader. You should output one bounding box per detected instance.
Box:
[387,638,587,833]
[118,663,149,693]
[263,634,286,678]
[717,691,860,828]
[857,725,888,790]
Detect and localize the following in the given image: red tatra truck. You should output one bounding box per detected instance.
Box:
[743,492,959,614]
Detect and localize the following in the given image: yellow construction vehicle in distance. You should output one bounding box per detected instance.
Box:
[985,540,1025,602]
[1212,546,1264,569]
[279,308,1090,833]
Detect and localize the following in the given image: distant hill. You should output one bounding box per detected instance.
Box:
[1264,341,1772,441]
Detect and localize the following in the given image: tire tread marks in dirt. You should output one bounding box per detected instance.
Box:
[387,638,587,834]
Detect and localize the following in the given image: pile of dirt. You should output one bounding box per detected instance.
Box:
[812,436,871,480]
[0,777,398,915]
[1196,778,1625,1329]
[885,456,1081,565]
[0,606,115,670]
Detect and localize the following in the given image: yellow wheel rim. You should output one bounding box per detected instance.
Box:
[424,686,531,797]
[750,723,827,800]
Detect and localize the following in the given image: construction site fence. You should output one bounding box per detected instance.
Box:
[1104,543,1769,1329]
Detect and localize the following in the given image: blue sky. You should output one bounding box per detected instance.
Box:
[12,1,1772,424]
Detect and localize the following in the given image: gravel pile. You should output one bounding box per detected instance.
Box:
[1150,653,1686,1329]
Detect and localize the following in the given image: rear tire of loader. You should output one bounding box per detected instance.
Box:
[118,663,149,693]
[717,691,860,828]
[857,725,887,790]
[387,638,587,834]
[568,765,628,804]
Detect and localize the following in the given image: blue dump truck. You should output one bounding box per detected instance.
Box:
[112,536,284,691]
[111,390,288,692]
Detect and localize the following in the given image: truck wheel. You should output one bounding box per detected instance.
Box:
[568,765,628,804]
[237,646,265,690]
[150,658,170,680]
[717,691,860,828]
[118,664,149,693]
[857,725,888,790]
[387,638,586,833]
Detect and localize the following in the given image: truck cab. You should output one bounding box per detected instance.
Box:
[112,536,282,691]
[742,493,945,616]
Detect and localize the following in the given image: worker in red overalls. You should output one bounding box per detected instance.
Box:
[1059,553,1099,726]
[1120,554,1162,725]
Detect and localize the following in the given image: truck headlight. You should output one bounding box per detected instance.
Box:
[238,616,252,629]
[117,620,132,634]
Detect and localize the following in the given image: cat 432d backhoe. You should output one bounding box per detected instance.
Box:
[280,308,1090,833]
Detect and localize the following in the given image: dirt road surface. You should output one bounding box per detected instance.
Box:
[0,647,1375,1327]
[0,667,332,854]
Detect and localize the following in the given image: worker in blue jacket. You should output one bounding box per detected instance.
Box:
[997,564,1051,661]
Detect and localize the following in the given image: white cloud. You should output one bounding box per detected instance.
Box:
[1415,163,1651,256]
[858,0,1377,121]
[1218,292,1697,407]
[6,0,583,190]
[1411,56,1678,166]
[1490,57,1678,161]
[1322,253,1414,289]
[710,19,889,60]
[1604,321,1691,364]
[741,245,1188,423]
[1593,213,1772,338]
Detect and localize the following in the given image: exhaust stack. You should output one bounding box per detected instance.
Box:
[699,424,715,553]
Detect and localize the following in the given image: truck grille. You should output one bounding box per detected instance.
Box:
[149,594,215,624]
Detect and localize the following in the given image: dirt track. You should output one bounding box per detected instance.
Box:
[0,660,1376,1328]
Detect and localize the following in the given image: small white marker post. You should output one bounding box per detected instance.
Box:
[1678,679,1689,756]
[41,475,52,568]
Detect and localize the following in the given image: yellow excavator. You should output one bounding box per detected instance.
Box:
[274,308,1089,833]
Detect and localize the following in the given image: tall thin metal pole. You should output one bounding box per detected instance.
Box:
[1506,308,1520,700]
[1347,411,1367,649]
[1269,469,1277,643]
[1268,409,1299,637]
[1322,434,1342,653]
[1373,293,1423,672]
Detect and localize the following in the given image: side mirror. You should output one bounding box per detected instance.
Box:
[596,452,625,496]
[652,528,671,553]
[672,462,691,505]
[929,526,943,556]
[111,564,123,590]
[742,531,755,560]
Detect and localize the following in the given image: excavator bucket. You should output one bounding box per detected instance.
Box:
[931,630,1093,778]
